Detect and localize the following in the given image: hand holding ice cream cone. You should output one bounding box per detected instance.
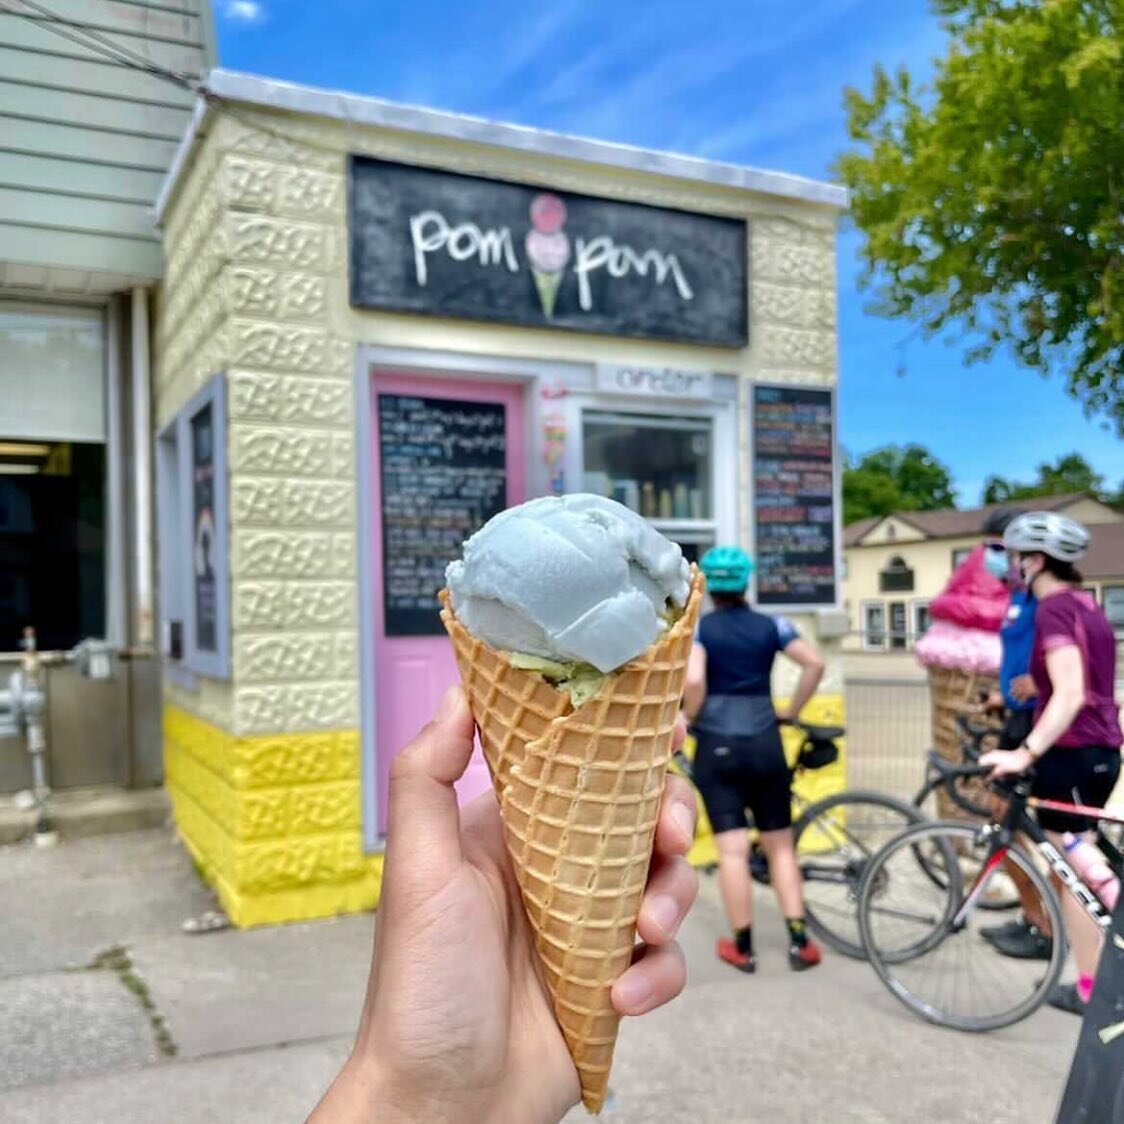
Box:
[310,684,698,1124]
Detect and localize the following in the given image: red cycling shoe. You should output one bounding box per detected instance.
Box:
[716,937,756,973]
[789,939,823,971]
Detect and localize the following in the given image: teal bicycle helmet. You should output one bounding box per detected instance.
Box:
[700,545,754,593]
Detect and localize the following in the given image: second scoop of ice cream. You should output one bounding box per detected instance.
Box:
[445,494,691,674]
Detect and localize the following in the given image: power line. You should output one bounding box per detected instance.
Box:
[0,0,201,94]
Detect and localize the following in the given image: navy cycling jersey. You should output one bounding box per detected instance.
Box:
[693,603,799,737]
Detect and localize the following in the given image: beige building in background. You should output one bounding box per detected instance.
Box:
[843,494,1124,655]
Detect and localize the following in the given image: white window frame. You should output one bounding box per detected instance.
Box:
[861,599,887,651]
[951,547,972,571]
[1103,585,1124,635]
[156,373,231,680]
[910,599,932,644]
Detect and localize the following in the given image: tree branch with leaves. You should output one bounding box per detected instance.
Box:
[836,0,1124,432]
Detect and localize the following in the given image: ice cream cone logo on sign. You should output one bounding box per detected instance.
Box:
[525,193,570,319]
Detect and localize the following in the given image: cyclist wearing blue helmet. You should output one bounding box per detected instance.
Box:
[684,545,826,974]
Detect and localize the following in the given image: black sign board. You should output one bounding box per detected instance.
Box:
[378,394,507,636]
[348,156,747,347]
[191,402,218,653]
[752,385,838,607]
[1056,902,1124,1123]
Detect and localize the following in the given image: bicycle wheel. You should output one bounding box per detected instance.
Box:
[793,790,926,959]
[858,820,1065,1032]
[912,775,1019,913]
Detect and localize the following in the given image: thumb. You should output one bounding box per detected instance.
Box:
[384,686,476,897]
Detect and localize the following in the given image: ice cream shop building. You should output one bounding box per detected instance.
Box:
[154,69,849,926]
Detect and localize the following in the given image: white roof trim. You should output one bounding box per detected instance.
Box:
[156,68,849,223]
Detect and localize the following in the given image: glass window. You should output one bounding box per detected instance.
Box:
[0,440,104,650]
[1104,586,1124,634]
[912,600,932,641]
[951,547,972,571]
[581,410,716,561]
[582,411,711,521]
[862,601,886,651]
[879,554,915,593]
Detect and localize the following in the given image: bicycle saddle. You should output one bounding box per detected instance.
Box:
[799,723,845,742]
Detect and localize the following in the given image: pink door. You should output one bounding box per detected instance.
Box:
[370,373,526,831]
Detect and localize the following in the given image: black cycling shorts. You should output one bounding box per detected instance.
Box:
[691,725,792,835]
[1031,746,1121,833]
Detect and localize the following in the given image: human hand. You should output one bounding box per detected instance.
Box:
[979,747,1034,781]
[310,687,697,1124]
[1010,675,1037,703]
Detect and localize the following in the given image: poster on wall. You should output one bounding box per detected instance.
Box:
[191,402,218,653]
[378,394,507,636]
[752,384,838,607]
[348,156,748,347]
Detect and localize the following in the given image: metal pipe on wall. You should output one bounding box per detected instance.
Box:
[130,287,154,646]
[105,296,128,647]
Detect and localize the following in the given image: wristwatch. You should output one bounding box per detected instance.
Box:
[1020,742,1045,762]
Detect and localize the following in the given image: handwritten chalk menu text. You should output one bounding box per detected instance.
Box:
[753,385,837,607]
[378,394,507,636]
[349,156,747,347]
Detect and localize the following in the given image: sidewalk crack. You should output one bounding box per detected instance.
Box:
[86,945,177,1059]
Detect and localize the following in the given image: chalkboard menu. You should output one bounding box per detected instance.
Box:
[349,156,747,347]
[752,385,838,607]
[1056,900,1124,1123]
[191,401,218,652]
[378,394,507,636]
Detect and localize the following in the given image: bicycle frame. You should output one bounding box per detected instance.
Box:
[954,783,1121,934]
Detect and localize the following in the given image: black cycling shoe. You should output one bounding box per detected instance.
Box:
[990,924,1053,961]
[980,916,1031,944]
[1047,983,1086,1017]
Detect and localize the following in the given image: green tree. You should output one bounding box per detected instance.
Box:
[836,0,1124,433]
[844,444,957,524]
[982,451,1107,503]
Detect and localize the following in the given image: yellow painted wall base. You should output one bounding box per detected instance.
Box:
[683,694,847,869]
[164,705,383,928]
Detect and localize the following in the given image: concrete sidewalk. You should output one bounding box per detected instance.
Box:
[0,828,1079,1123]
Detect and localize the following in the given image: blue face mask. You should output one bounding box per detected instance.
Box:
[983,547,1011,581]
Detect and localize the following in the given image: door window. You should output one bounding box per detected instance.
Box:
[889,601,908,650]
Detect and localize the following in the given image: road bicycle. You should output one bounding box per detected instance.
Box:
[857,756,1124,1031]
[674,721,925,959]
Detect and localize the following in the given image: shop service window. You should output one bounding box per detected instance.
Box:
[157,374,230,679]
[581,411,714,562]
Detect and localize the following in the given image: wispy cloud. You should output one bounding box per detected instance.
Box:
[224,1,265,24]
[491,0,871,148]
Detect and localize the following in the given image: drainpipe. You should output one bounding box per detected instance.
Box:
[131,287,154,647]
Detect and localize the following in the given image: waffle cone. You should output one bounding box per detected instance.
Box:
[439,568,704,1112]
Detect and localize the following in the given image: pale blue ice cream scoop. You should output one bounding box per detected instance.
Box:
[445,494,691,674]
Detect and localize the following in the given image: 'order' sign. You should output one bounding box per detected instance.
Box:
[595,364,713,399]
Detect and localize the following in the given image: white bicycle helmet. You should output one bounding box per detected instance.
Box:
[1002,511,1089,562]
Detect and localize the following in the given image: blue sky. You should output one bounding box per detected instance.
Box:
[215,0,1124,507]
